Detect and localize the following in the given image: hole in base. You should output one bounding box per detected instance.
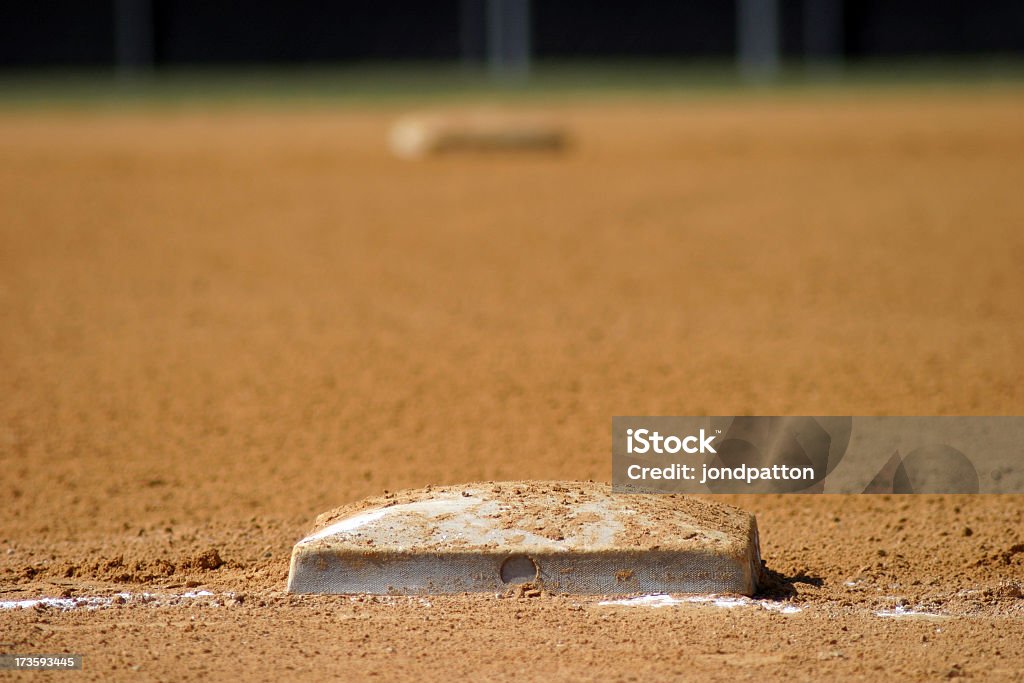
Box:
[500,555,539,584]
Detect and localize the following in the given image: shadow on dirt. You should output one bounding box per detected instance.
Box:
[755,564,823,600]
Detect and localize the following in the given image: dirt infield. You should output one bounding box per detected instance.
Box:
[2,89,1023,680]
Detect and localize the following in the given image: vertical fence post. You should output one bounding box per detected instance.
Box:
[114,0,154,78]
[460,0,486,69]
[486,0,531,81]
[737,0,780,82]
[803,0,844,72]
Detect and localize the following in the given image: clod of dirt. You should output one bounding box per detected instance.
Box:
[187,549,225,571]
[504,581,549,599]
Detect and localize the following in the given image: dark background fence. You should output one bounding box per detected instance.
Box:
[1,0,1022,70]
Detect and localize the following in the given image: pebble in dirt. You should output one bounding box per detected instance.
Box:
[287,481,762,596]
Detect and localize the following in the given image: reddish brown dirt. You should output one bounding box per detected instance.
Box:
[1,90,1023,681]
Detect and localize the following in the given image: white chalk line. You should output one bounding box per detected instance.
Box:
[2,591,952,620]
[598,594,803,614]
[874,605,949,620]
[0,592,440,612]
[600,594,962,620]
[0,590,221,611]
